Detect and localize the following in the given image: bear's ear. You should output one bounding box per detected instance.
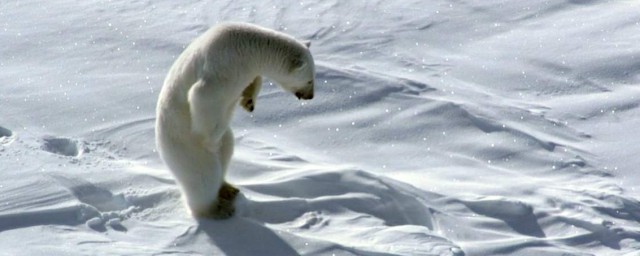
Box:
[289,55,306,72]
[302,40,311,48]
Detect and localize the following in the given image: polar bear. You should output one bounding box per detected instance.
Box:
[155,22,315,219]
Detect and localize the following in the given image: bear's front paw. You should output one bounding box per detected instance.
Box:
[240,97,255,112]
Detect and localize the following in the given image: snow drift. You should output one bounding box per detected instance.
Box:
[1,0,639,255]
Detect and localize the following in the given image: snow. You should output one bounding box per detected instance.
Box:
[1,0,640,255]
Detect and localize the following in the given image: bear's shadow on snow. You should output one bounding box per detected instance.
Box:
[196,194,299,256]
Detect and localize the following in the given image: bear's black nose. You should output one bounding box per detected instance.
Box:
[295,92,313,100]
[304,93,313,100]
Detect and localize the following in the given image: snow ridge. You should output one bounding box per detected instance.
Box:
[1,0,640,255]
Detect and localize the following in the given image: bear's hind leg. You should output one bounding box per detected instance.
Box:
[240,76,262,112]
[160,139,227,219]
[205,128,238,218]
[218,128,239,202]
[211,127,239,202]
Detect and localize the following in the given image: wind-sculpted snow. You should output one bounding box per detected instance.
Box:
[1,0,639,255]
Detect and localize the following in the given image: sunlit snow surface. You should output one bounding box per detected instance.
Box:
[1,1,640,255]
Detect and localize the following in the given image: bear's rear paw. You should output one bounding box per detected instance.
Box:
[219,182,240,201]
[211,198,235,219]
[195,198,235,219]
[239,97,255,112]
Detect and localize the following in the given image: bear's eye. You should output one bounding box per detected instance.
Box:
[307,80,313,85]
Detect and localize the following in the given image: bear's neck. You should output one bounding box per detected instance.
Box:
[237,31,300,79]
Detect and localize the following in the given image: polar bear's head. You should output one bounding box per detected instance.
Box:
[275,41,315,100]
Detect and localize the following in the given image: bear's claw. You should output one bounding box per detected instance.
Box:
[196,198,235,219]
[219,182,240,201]
[213,198,235,219]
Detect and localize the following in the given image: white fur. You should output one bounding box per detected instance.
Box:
[155,22,315,218]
